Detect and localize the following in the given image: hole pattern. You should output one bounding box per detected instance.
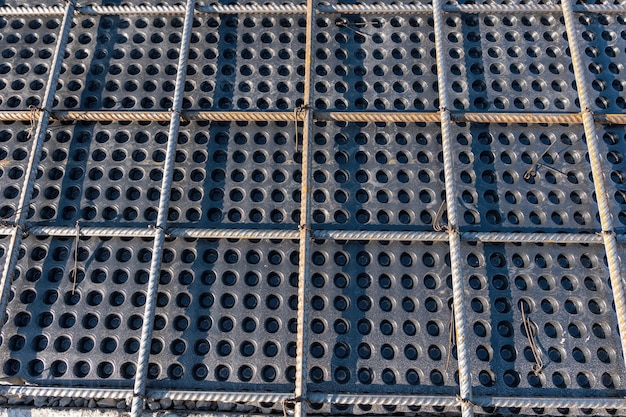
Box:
[0,122,32,219]
[0,17,58,110]
[0,237,145,384]
[575,13,626,113]
[308,240,459,395]
[454,123,600,232]
[149,239,298,390]
[465,242,625,396]
[55,16,181,111]
[313,14,438,111]
[28,122,166,225]
[173,121,300,227]
[445,13,578,112]
[184,14,306,111]
[311,122,444,229]
[600,126,626,232]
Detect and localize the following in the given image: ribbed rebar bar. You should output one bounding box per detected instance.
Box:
[455,112,582,125]
[561,0,626,375]
[0,386,131,399]
[128,1,195,416]
[462,232,604,244]
[0,0,75,331]
[147,390,293,403]
[196,3,305,14]
[188,111,299,122]
[5,383,626,411]
[1,226,620,245]
[294,0,316,416]
[307,393,459,406]
[432,0,473,413]
[1,3,626,16]
[474,396,626,409]
[312,230,449,241]
[2,110,626,125]
[316,111,441,123]
[318,3,626,13]
[79,4,186,15]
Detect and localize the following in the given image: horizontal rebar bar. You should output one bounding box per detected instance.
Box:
[0,386,131,399]
[196,4,305,14]
[0,110,625,125]
[147,390,293,403]
[2,385,626,410]
[1,3,625,16]
[316,112,442,123]
[308,393,459,406]
[455,112,583,125]
[2,225,622,245]
[475,396,626,410]
[313,230,449,241]
[463,232,605,244]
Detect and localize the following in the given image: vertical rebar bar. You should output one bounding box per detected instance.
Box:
[560,0,626,372]
[129,1,195,415]
[432,0,474,415]
[0,0,76,330]
[294,0,316,416]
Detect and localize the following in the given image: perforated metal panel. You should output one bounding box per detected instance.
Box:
[0,1,626,417]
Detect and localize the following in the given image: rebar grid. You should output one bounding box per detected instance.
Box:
[0,0,625,414]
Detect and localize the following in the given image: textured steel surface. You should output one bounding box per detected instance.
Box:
[0,1,625,416]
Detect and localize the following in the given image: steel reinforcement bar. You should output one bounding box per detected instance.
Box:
[560,0,626,376]
[2,3,626,16]
[2,385,626,412]
[0,110,625,125]
[127,0,195,416]
[0,226,619,244]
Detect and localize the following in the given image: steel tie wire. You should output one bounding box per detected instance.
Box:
[128,1,195,416]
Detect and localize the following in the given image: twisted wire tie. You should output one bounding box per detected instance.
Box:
[432,199,447,232]
[445,304,456,373]
[455,395,475,408]
[0,221,29,237]
[71,220,81,295]
[520,299,544,375]
[282,397,309,417]
[169,108,186,122]
[294,105,309,153]
[27,106,51,139]
[148,224,171,238]
[446,226,461,236]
